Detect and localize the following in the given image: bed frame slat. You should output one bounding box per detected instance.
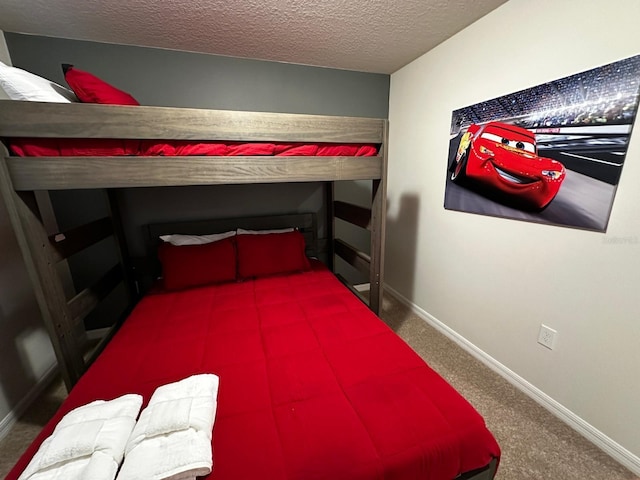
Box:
[7,156,383,190]
[82,322,123,373]
[334,200,372,230]
[456,457,499,480]
[0,101,384,143]
[67,264,124,325]
[335,273,368,304]
[334,238,371,275]
[48,216,114,261]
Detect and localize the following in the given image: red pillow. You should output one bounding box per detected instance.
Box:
[62,64,140,105]
[158,238,236,291]
[236,230,311,279]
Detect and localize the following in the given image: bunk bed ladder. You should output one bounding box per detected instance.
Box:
[0,145,134,389]
[0,160,80,387]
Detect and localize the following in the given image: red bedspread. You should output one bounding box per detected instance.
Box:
[6,262,499,480]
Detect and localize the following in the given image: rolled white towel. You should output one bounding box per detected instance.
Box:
[117,374,219,480]
[18,394,143,480]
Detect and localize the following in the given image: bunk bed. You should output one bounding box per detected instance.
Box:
[0,99,500,480]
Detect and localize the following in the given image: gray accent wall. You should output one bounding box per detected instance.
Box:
[4,33,389,117]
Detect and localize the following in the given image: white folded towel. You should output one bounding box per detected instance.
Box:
[18,394,143,480]
[117,374,219,480]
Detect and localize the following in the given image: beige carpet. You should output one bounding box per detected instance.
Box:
[379,294,639,480]
[1,293,638,479]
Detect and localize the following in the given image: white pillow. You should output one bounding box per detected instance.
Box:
[0,60,78,102]
[159,230,236,246]
[236,227,294,235]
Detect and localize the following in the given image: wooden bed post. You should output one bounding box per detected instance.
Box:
[106,189,135,302]
[0,149,84,389]
[369,120,388,315]
[325,182,335,271]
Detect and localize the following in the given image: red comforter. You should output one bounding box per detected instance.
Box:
[7,262,499,480]
[8,139,378,157]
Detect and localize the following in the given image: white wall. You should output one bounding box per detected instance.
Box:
[387,0,640,469]
[0,31,57,438]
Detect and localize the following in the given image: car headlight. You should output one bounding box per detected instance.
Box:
[479,145,494,155]
[541,170,563,180]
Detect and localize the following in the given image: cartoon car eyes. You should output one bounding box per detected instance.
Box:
[480,132,536,153]
[541,170,563,180]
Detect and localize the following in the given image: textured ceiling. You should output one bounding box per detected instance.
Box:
[0,0,507,74]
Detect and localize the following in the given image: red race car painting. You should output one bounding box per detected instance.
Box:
[449,121,566,210]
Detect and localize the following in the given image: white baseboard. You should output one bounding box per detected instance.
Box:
[384,284,640,476]
[0,363,58,442]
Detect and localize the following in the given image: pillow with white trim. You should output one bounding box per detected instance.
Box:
[159,231,236,246]
[0,61,78,102]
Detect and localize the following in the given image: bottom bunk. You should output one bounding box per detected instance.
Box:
[7,219,499,480]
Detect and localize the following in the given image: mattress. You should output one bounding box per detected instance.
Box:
[6,261,500,480]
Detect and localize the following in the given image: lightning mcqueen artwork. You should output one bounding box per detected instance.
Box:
[449,121,566,210]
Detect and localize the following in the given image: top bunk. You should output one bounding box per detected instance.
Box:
[0,100,387,190]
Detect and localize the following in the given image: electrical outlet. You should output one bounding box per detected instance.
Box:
[538,324,557,350]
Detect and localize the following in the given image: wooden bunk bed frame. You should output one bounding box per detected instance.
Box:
[0,99,388,391]
[1,101,502,480]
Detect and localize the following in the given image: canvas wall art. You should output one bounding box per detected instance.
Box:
[444,54,640,232]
